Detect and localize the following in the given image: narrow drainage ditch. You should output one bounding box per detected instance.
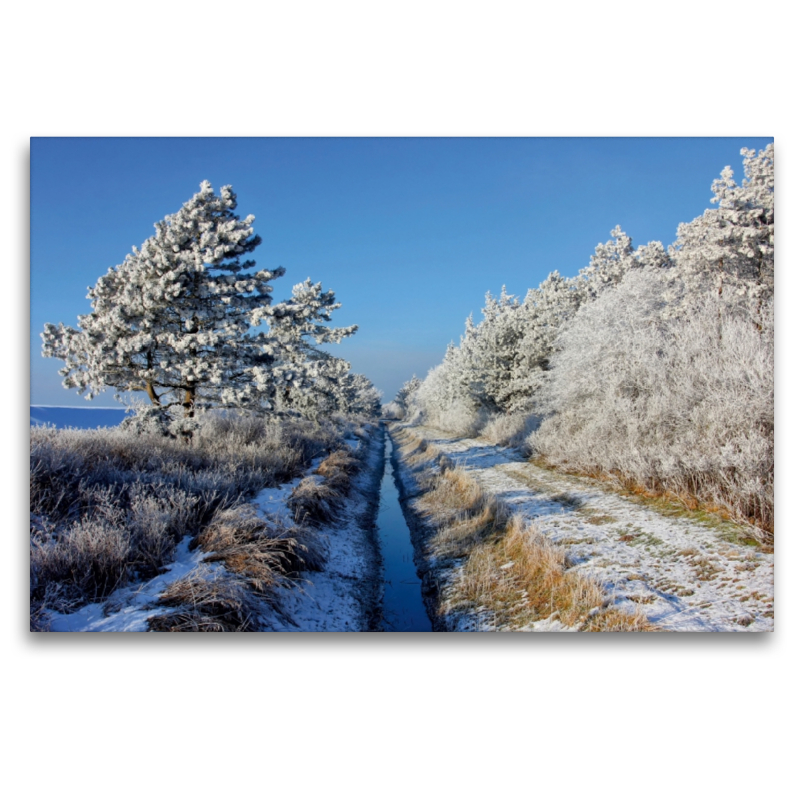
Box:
[376,427,432,631]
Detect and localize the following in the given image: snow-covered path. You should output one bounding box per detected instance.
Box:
[406,425,774,632]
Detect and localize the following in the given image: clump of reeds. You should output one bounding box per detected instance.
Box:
[197,504,325,589]
[315,449,360,495]
[148,567,262,632]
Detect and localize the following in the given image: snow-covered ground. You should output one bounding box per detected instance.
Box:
[47,429,385,632]
[264,430,384,631]
[395,425,774,632]
[48,536,212,632]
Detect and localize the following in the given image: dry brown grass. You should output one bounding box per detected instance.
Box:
[148,567,262,632]
[394,429,453,470]
[397,425,659,631]
[397,431,435,465]
[451,516,603,628]
[417,467,505,559]
[288,477,341,527]
[286,445,364,527]
[583,606,660,632]
[315,449,360,495]
[452,517,658,630]
[197,505,324,592]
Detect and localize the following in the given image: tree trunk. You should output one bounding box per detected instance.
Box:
[146,381,161,405]
[145,352,160,405]
[183,385,195,418]
[181,385,196,444]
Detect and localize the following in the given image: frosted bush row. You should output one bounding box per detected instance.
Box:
[397,145,774,533]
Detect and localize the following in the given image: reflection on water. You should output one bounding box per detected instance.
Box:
[377,431,432,632]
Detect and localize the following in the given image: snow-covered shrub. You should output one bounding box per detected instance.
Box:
[382,401,404,420]
[387,376,422,420]
[530,268,773,532]
[479,412,541,452]
[409,360,486,435]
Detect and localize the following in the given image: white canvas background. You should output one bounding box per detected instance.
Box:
[4,3,795,798]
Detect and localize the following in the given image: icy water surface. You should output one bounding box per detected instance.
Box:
[377,432,432,631]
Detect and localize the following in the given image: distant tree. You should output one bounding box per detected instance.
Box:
[342,373,383,418]
[394,375,422,416]
[42,182,357,424]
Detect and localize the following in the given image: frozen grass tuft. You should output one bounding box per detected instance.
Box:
[417,467,506,559]
[148,567,262,632]
[31,514,132,611]
[315,449,360,495]
[288,478,341,527]
[197,504,325,594]
[287,445,363,527]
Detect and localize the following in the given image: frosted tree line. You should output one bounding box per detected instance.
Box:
[399,145,774,533]
[42,182,382,432]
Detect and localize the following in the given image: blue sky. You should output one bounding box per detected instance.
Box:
[30,136,773,406]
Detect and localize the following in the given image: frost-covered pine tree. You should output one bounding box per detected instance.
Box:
[669,144,774,324]
[42,182,356,421]
[341,373,383,417]
[411,342,485,433]
[264,278,357,413]
[465,287,523,413]
[504,271,583,412]
[577,225,636,299]
[394,375,422,416]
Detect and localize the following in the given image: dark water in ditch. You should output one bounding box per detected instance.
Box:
[377,431,432,632]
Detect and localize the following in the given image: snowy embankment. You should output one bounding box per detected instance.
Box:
[48,428,385,632]
[392,423,773,632]
[265,428,384,631]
